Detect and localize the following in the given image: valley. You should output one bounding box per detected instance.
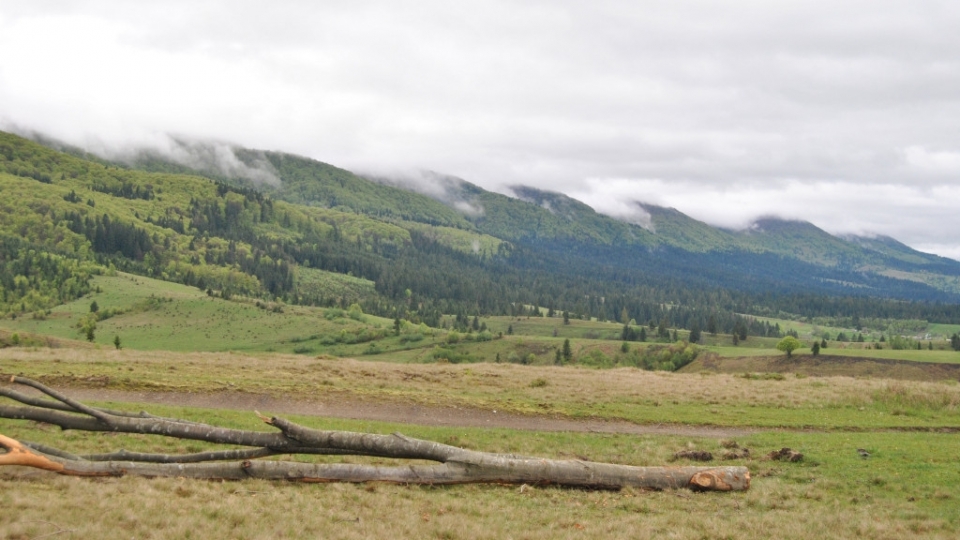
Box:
[2,129,960,539]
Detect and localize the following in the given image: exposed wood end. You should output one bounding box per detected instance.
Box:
[0,433,66,473]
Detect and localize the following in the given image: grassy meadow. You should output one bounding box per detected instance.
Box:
[2,272,960,538]
[2,348,960,539]
[2,347,959,431]
[2,272,959,371]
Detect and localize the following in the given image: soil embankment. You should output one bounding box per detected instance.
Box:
[690,353,960,381]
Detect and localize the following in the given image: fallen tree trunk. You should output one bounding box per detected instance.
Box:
[0,376,749,491]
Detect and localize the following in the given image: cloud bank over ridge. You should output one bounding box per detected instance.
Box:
[2,1,960,258]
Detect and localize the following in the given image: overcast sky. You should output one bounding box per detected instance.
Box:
[2,1,960,258]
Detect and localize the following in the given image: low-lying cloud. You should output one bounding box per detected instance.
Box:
[363,169,486,219]
[152,138,281,187]
[570,177,960,258]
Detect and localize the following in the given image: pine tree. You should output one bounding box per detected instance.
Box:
[689,323,701,344]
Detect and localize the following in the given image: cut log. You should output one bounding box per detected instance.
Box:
[0,376,749,491]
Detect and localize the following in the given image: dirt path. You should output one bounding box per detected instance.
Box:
[66,388,755,438]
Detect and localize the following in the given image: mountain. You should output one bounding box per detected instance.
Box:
[635,203,742,252]
[362,168,959,280]
[5,129,960,330]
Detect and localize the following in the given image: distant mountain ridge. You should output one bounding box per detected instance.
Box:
[365,168,957,271]
[12,129,960,303]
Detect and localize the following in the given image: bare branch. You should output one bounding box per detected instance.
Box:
[81,447,278,463]
[9,376,113,423]
[21,441,84,461]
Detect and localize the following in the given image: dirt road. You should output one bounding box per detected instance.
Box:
[66,388,755,438]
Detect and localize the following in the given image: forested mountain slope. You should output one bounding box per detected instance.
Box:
[6,129,960,331]
[364,170,960,282]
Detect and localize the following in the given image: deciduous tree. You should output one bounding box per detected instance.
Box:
[777,336,802,358]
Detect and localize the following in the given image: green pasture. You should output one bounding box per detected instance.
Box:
[0,273,388,354]
[2,272,958,369]
[751,315,855,340]
[477,315,625,340]
[705,345,960,364]
[754,315,960,342]
[1,401,958,539]
[928,323,960,338]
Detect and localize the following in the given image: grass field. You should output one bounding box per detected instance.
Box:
[2,414,959,539]
[2,348,958,430]
[752,314,960,342]
[0,273,390,354]
[703,344,960,364]
[3,272,958,371]
[2,348,959,539]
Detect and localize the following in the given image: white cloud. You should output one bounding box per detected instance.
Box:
[904,146,960,174]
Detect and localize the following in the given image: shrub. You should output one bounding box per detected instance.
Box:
[324,308,346,320]
[887,335,917,350]
[431,346,477,364]
[579,349,614,368]
[638,341,699,371]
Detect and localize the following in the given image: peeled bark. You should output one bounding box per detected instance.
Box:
[1,376,749,491]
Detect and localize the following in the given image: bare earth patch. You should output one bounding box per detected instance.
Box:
[64,388,755,438]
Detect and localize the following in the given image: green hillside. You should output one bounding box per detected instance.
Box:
[730,217,866,266]
[6,128,960,337]
[493,186,657,246]
[639,203,744,252]
[123,141,475,229]
[0,131,515,321]
[846,234,932,264]
[51,132,960,278]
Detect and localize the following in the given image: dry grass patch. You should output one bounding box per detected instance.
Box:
[2,379,959,539]
[1,465,956,540]
[2,348,960,429]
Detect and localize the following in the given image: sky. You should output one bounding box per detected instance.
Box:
[2,1,960,259]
